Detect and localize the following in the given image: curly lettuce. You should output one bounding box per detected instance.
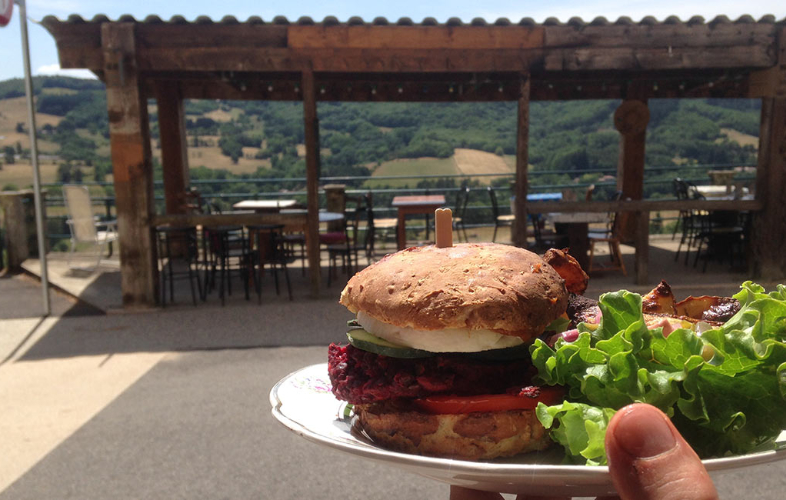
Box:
[530,281,786,465]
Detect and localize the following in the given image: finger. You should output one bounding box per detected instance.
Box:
[605,404,718,500]
[514,495,570,500]
[450,485,504,500]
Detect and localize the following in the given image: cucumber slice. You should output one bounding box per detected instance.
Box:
[346,329,435,359]
[464,342,532,361]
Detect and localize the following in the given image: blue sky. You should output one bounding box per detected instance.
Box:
[1,1,784,82]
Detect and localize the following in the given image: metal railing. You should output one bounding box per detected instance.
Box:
[40,162,756,247]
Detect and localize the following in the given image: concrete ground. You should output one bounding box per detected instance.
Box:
[2,236,784,499]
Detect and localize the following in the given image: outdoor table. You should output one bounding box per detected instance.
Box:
[547,212,609,270]
[692,185,750,199]
[391,195,447,250]
[232,199,298,212]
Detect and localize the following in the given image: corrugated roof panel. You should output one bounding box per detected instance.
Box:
[39,13,786,29]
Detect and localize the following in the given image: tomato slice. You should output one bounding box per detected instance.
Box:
[413,386,564,414]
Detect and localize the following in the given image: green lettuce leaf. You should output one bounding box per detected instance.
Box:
[531,282,786,465]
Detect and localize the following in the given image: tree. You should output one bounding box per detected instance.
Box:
[15,122,25,133]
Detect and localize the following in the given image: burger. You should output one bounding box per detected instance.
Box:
[327,243,579,460]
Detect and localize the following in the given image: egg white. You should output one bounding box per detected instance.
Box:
[356,311,523,353]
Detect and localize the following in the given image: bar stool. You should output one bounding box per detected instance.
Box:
[248,224,293,302]
[155,225,201,307]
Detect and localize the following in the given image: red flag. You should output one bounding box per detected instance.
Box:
[0,0,13,28]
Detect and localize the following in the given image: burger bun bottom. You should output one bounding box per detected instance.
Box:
[356,401,552,461]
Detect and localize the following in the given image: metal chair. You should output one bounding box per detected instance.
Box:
[248,224,293,302]
[488,186,515,243]
[155,226,201,306]
[453,185,470,242]
[588,191,627,275]
[63,184,118,270]
[326,196,369,286]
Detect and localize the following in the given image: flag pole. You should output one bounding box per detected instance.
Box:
[16,0,50,316]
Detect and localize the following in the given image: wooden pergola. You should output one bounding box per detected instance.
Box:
[43,14,786,308]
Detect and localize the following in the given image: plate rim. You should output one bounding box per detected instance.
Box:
[270,363,786,479]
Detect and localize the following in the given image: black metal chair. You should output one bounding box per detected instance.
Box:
[675,181,706,264]
[488,186,515,243]
[155,225,202,307]
[204,225,256,306]
[587,191,627,275]
[326,196,369,286]
[691,208,747,272]
[248,224,293,302]
[453,185,470,242]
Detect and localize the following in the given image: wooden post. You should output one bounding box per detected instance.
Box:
[0,191,30,269]
[614,99,650,283]
[102,23,158,307]
[750,28,786,280]
[751,96,786,279]
[155,80,190,216]
[634,210,650,285]
[302,67,322,297]
[512,74,530,248]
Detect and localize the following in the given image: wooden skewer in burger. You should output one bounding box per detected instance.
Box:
[328,209,587,460]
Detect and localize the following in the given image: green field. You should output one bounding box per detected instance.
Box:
[364,157,458,188]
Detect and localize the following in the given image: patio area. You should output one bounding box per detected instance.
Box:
[15,231,774,317]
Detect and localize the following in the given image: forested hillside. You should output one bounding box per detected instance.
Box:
[0,76,760,200]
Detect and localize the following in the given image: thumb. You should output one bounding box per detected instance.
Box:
[605,404,718,500]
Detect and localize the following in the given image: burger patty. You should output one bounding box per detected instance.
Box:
[328,343,534,405]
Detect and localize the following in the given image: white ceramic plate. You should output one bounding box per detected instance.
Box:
[270,363,786,497]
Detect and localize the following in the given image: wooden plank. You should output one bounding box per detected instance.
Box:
[288,26,544,49]
[302,68,322,297]
[137,47,544,73]
[512,75,530,248]
[102,23,158,308]
[154,81,190,216]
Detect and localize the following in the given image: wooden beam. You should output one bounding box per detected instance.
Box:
[154,80,190,216]
[288,26,545,49]
[302,67,322,297]
[512,75,530,248]
[102,23,158,308]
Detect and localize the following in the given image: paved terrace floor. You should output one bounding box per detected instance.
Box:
[2,232,784,499]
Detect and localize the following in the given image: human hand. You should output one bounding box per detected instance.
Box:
[449,403,719,500]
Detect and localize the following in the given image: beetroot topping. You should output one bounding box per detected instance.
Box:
[328,343,534,405]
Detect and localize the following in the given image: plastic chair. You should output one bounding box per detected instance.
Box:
[63,184,118,270]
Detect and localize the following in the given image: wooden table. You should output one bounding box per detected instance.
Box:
[232,199,298,212]
[547,212,609,270]
[391,195,446,250]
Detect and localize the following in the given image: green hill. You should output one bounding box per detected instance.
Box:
[0,76,760,199]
